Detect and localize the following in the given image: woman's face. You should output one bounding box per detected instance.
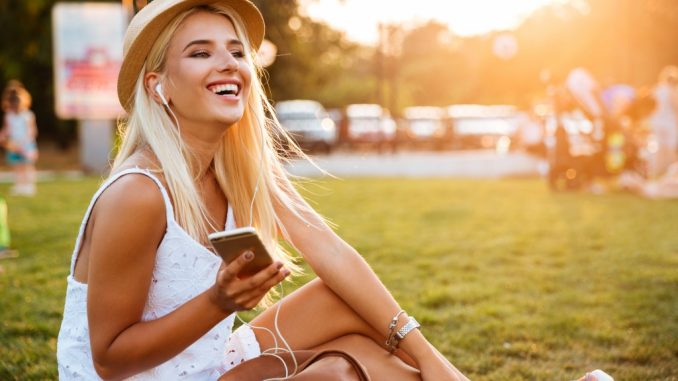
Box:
[162,11,252,133]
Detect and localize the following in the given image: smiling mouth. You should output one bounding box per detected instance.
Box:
[208,83,240,97]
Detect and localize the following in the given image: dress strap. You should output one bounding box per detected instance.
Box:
[69,167,174,275]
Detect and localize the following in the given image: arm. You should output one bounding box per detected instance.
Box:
[670,86,678,119]
[27,111,37,140]
[0,115,8,146]
[272,176,443,369]
[87,175,287,380]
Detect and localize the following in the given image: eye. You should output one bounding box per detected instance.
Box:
[190,50,210,58]
[230,50,245,58]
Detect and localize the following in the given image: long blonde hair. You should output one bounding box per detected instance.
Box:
[113,4,312,280]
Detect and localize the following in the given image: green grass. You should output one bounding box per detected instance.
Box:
[0,177,677,380]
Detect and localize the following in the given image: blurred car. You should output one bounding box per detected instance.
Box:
[275,100,337,153]
[401,106,452,150]
[343,104,396,151]
[447,104,520,151]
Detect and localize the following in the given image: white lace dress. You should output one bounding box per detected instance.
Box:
[57,168,261,380]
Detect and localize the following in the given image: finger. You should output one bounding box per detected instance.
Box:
[226,260,284,295]
[257,267,290,292]
[238,280,286,310]
[218,251,254,284]
[242,261,285,290]
[238,266,290,301]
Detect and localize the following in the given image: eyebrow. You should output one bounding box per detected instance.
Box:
[182,38,244,52]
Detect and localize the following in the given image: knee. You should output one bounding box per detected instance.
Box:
[304,278,341,306]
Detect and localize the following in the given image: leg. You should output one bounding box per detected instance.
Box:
[219,335,421,381]
[250,278,383,351]
[15,163,24,185]
[249,278,415,365]
[312,334,421,381]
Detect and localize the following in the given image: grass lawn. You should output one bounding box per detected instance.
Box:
[0,177,676,380]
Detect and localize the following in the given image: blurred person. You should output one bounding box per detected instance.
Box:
[619,161,678,199]
[547,80,595,190]
[55,1,468,380]
[0,81,38,196]
[559,69,657,191]
[647,65,678,178]
[565,67,608,137]
[564,67,611,184]
[516,110,546,157]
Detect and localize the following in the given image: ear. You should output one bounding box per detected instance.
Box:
[144,72,168,106]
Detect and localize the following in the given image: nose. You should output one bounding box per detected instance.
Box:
[217,50,239,73]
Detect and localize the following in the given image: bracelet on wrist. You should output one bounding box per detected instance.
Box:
[385,311,420,353]
[385,310,406,352]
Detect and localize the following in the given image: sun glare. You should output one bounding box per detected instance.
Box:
[300,0,564,44]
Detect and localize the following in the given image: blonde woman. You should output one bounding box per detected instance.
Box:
[56,1,467,380]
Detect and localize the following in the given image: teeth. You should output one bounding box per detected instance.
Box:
[210,83,239,95]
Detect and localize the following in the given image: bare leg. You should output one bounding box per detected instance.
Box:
[219,334,421,381]
[249,278,415,365]
[15,164,26,190]
[26,163,36,192]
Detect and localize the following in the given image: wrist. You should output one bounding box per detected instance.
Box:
[385,311,428,358]
[398,329,436,364]
[205,286,234,317]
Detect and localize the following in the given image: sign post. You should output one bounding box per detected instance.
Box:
[52,3,126,174]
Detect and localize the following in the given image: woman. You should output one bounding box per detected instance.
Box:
[56,1,467,380]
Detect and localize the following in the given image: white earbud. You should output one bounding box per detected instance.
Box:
[155,83,169,107]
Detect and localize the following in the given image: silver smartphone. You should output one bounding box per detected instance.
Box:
[208,227,273,277]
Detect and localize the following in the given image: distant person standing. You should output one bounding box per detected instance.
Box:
[565,67,607,130]
[647,65,678,178]
[1,81,38,196]
[564,67,611,181]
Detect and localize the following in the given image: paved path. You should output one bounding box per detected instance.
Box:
[0,151,545,182]
[286,150,545,178]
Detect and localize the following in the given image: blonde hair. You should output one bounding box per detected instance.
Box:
[113,5,314,288]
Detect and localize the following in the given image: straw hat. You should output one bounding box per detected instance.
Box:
[117,0,265,111]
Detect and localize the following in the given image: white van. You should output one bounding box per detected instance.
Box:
[275,100,337,153]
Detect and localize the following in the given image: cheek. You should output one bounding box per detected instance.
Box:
[240,66,254,98]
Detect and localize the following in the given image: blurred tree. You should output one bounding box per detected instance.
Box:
[2,0,677,148]
[398,22,460,107]
[252,0,375,109]
[0,0,115,148]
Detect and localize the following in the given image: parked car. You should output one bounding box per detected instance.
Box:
[401,106,451,150]
[447,104,520,151]
[343,104,396,151]
[275,100,337,153]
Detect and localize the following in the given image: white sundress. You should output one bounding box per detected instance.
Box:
[56,168,260,380]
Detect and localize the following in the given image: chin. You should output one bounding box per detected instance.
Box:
[220,111,245,124]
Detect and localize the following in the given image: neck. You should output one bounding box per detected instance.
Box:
[173,115,230,179]
[182,132,220,179]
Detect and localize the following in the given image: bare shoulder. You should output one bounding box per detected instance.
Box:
[94,173,166,224]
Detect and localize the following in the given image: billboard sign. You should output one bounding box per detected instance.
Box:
[53,3,126,119]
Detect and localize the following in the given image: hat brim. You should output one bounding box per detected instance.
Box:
[117,0,264,112]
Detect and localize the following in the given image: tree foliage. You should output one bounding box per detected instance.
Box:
[1,0,677,144]
[392,0,678,109]
[253,0,375,108]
